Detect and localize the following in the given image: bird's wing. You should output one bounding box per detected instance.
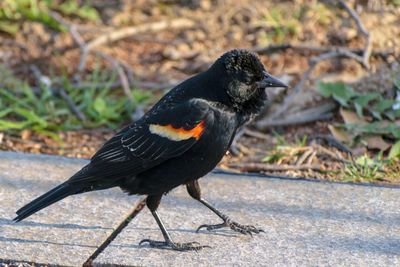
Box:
[91,98,211,166]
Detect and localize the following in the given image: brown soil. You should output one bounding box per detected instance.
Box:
[0,0,399,184]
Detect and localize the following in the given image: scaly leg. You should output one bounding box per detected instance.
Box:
[187,180,263,236]
[139,194,210,251]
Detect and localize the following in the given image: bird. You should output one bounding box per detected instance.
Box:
[14,49,288,251]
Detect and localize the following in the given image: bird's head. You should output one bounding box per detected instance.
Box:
[209,49,288,112]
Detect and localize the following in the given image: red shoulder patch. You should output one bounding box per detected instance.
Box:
[149,120,206,141]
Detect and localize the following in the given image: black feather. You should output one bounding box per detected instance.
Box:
[14,182,79,222]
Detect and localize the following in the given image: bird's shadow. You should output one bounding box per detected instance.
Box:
[134,226,239,237]
[0,236,97,248]
[109,226,240,249]
[0,217,109,249]
[0,217,111,230]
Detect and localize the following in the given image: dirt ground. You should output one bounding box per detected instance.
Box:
[0,0,399,184]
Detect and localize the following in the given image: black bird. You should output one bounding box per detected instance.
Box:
[14,49,287,251]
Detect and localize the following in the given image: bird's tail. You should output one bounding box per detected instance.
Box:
[14,182,80,222]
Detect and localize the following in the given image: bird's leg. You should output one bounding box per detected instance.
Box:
[187,180,263,235]
[139,194,209,251]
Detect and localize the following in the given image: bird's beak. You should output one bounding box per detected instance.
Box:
[257,72,288,88]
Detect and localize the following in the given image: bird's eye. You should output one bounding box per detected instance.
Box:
[242,73,253,84]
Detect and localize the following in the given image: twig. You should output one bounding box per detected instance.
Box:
[31,79,175,97]
[49,11,87,81]
[310,49,365,67]
[29,65,87,122]
[265,63,316,121]
[79,18,195,71]
[83,198,147,266]
[228,162,325,172]
[267,49,364,121]
[94,50,134,103]
[49,11,85,49]
[73,80,174,90]
[311,143,352,164]
[262,2,373,122]
[49,10,137,90]
[255,44,393,58]
[295,148,314,166]
[306,150,317,165]
[258,112,333,129]
[58,87,87,121]
[256,102,336,130]
[310,134,353,155]
[243,128,270,140]
[338,0,372,68]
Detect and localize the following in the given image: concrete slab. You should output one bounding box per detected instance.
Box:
[0,151,399,266]
[0,152,140,266]
[94,174,400,267]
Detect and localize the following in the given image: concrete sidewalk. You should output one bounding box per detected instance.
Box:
[0,151,399,266]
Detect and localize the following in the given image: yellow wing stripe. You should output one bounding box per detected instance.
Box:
[149,120,205,141]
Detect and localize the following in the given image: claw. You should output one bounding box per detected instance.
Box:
[196,222,226,233]
[139,238,210,251]
[196,218,263,236]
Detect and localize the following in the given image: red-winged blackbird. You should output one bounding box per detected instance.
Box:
[14,49,287,251]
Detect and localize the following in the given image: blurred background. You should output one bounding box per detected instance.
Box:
[0,0,399,184]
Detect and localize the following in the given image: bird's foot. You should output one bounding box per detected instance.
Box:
[139,239,210,251]
[196,217,264,236]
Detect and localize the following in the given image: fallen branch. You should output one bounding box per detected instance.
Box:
[31,79,175,98]
[338,0,372,68]
[255,44,393,58]
[256,102,336,130]
[311,143,351,164]
[51,11,135,103]
[74,80,174,90]
[49,11,86,51]
[263,2,373,122]
[79,18,195,71]
[267,51,360,121]
[309,134,352,155]
[295,148,314,166]
[94,50,134,103]
[257,112,333,129]
[228,162,325,172]
[243,128,270,140]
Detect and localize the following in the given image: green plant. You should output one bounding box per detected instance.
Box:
[0,65,152,140]
[389,140,400,159]
[262,134,309,163]
[257,2,333,45]
[0,0,99,35]
[318,81,400,154]
[342,155,382,182]
[261,6,301,44]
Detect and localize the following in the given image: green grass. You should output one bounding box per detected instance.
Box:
[341,155,400,183]
[0,0,99,35]
[342,155,381,182]
[0,65,152,140]
[261,134,309,163]
[257,2,334,45]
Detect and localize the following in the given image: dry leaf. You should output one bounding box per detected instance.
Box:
[363,135,391,151]
[328,125,352,143]
[20,130,31,140]
[340,108,368,125]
